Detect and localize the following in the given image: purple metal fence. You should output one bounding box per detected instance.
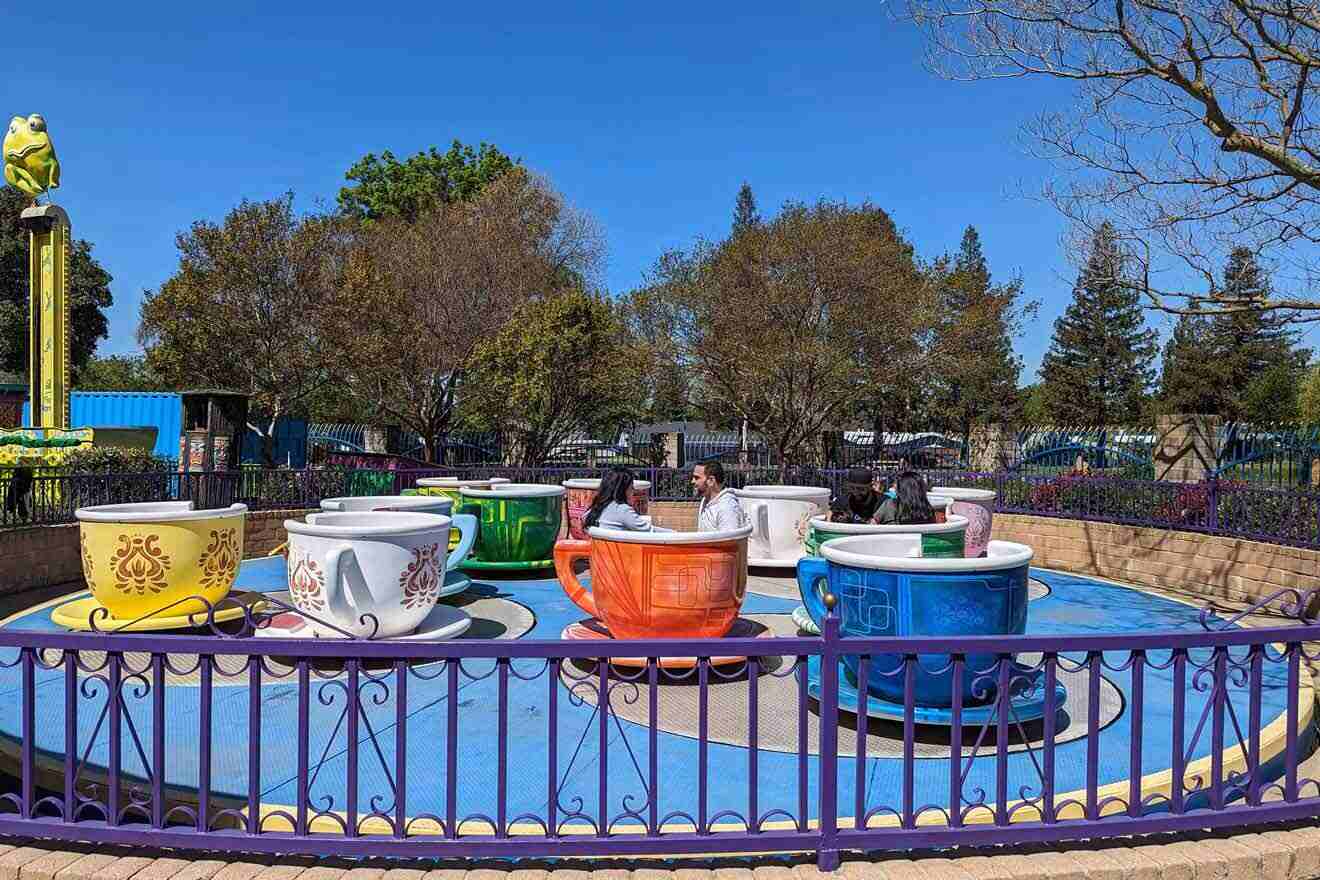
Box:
[0,589,1317,869]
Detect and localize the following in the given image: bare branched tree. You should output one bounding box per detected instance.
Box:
[903,0,1320,318]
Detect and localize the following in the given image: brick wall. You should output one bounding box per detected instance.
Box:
[991,513,1316,606]
[0,509,316,599]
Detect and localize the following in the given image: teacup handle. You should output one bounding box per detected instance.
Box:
[321,500,344,511]
[796,555,830,629]
[446,513,478,571]
[745,499,769,543]
[321,543,357,630]
[553,539,598,618]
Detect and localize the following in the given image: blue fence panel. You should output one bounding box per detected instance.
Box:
[23,391,182,459]
[243,417,308,467]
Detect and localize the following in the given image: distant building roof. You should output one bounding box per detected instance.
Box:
[631,421,713,440]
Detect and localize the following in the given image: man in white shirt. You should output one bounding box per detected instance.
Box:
[692,460,747,531]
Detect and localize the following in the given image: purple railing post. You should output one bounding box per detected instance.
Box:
[817,604,841,872]
[20,648,33,818]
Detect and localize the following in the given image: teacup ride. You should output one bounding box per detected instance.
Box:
[562,477,652,540]
[733,484,830,568]
[798,536,1063,725]
[457,483,564,571]
[408,477,511,552]
[928,493,952,523]
[271,511,471,640]
[57,501,255,632]
[553,524,769,668]
[929,486,998,557]
[317,495,478,598]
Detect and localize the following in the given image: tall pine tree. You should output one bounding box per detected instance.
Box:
[931,226,1027,435]
[1209,248,1308,420]
[1039,222,1157,424]
[1157,248,1308,420]
[732,182,760,234]
[1158,313,1222,414]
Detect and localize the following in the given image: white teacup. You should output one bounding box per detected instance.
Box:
[283,511,455,638]
[734,485,831,566]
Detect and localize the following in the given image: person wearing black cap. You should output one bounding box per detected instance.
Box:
[828,467,886,524]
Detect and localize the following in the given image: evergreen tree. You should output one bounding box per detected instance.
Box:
[930,226,1026,435]
[1158,314,1222,413]
[1039,222,1157,424]
[1207,248,1308,420]
[732,182,760,233]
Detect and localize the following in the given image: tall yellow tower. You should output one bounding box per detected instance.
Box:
[20,204,71,430]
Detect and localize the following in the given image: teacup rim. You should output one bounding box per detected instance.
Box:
[76,501,247,523]
[462,483,565,498]
[320,495,453,512]
[734,485,831,500]
[928,486,998,502]
[809,513,968,534]
[821,537,1033,571]
[586,523,753,544]
[562,478,653,490]
[416,477,511,488]
[287,511,452,538]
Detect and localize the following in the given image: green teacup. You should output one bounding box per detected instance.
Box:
[804,514,968,558]
[409,478,512,552]
[458,483,564,566]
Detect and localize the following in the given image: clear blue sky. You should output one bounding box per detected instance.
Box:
[3,1,1196,380]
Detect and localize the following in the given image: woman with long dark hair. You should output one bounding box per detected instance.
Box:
[874,470,935,525]
[581,466,653,531]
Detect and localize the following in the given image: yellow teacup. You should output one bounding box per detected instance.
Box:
[75,502,248,620]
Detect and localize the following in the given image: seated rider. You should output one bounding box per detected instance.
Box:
[582,466,653,531]
[873,470,936,525]
[828,468,884,524]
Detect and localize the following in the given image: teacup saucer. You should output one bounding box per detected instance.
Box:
[437,570,473,598]
[51,591,266,633]
[459,557,555,571]
[253,594,472,641]
[804,656,1067,726]
[560,617,772,669]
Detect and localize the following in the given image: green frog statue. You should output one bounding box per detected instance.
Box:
[3,114,60,202]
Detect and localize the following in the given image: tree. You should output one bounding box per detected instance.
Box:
[138,195,349,466]
[326,171,603,463]
[75,354,170,391]
[466,290,643,466]
[732,182,760,234]
[1038,223,1158,424]
[337,141,518,223]
[927,226,1033,438]
[1158,314,1222,415]
[0,186,112,376]
[906,0,1320,319]
[1159,248,1309,417]
[1244,362,1301,422]
[634,199,965,468]
[1020,383,1049,424]
[1298,366,1320,423]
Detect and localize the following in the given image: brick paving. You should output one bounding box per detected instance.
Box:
[0,825,1319,879]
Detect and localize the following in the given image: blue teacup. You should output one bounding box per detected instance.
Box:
[797,536,1034,707]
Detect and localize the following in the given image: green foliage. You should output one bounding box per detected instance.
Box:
[75,354,170,391]
[1038,222,1157,423]
[467,289,644,466]
[1159,248,1309,418]
[1298,365,1320,423]
[927,226,1032,434]
[58,444,172,473]
[0,186,112,376]
[1020,383,1049,424]
[338,141,519,223]
[1242,361,1301,422]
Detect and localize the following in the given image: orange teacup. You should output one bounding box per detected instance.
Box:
[553,525,752,639]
